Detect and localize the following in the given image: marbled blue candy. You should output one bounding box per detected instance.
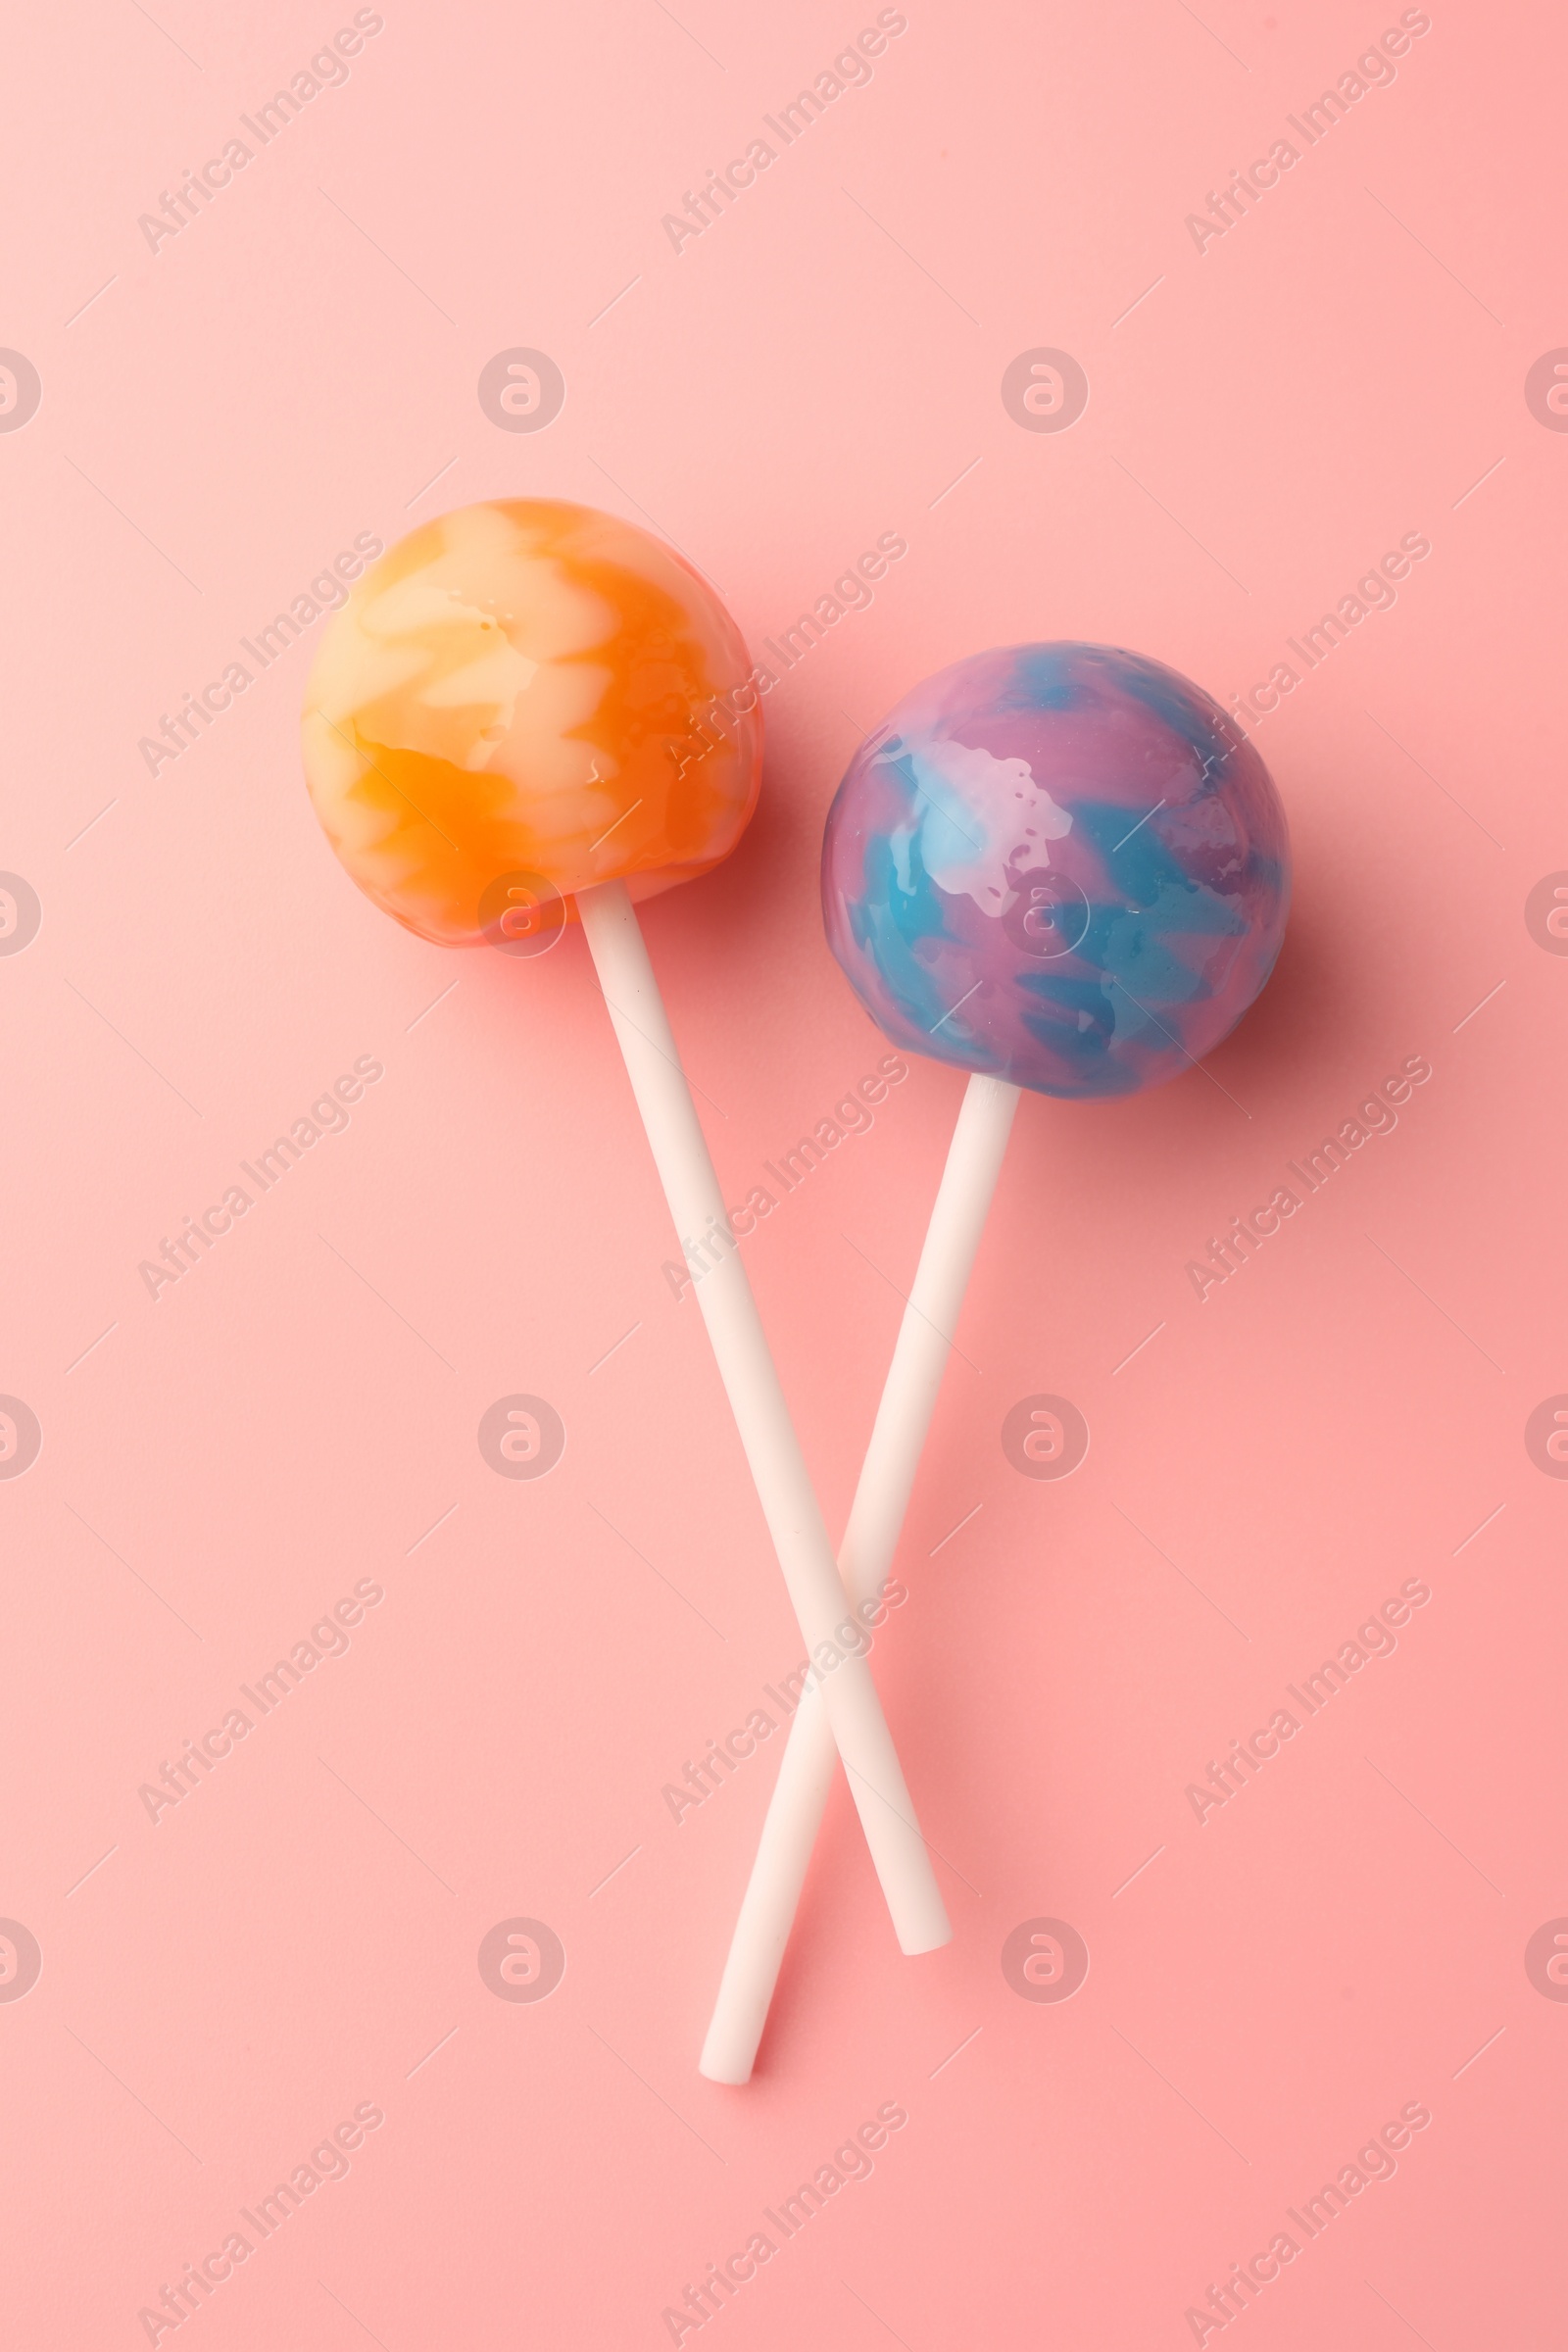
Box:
[821,643,1290,1099]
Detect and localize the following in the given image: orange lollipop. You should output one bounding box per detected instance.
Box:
[302,497,760,941]
[301,500,949,1973]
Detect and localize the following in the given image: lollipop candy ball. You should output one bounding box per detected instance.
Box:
[821,643,1290,1100]
[302,500,762,946]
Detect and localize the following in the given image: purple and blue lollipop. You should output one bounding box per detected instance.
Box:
[822,642,1290,1099]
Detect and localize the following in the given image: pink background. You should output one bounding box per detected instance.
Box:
[4,0,1565,2342]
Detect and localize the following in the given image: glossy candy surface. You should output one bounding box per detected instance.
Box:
[302,499,762,945]
[821,642,1290,1100]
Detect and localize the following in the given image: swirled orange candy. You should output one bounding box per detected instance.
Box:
[301,499,763,946]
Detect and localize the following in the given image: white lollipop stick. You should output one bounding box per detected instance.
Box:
[699,1069,1020,2082]
[576,879,951,1958]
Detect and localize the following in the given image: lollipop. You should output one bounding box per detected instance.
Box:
[302,499,950,1960]
[701,641,1290,2081]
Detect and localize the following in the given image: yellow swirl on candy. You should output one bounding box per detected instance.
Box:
[302,499,762,944]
